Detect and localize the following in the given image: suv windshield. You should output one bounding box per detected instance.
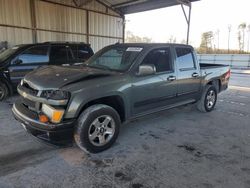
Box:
[85,46,143,72]
[0,46,20,62]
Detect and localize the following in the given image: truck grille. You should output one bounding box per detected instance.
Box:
[22,97,36,109]
[20,82,40,112]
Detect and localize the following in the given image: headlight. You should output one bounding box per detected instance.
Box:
[41,90,70,100]
[20,79,24,86]
[41,104,65,123]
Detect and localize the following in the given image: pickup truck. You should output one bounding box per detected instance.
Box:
[12,43,231,153]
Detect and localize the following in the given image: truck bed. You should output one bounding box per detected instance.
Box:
[200,63,229,69]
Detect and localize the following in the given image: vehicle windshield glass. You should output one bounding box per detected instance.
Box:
[0,46,20,62]
[85,46,143,72]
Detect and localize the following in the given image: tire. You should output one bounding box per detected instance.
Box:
[0,81,9,101]
[74,104,121,153]
[197,85,217,113]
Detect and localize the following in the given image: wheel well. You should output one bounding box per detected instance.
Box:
[207,79,221,92]
[79,96,126,122]
[0,78,13,96]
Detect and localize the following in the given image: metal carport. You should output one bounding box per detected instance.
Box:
[100,0,200,44]
[0,0,199,52]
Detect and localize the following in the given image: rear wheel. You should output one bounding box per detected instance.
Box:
[74,104,120,153]
[0,82,8,101]
[197,85,217,112]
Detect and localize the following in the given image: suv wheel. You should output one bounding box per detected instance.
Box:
[197,85,217,112]
[0,82,8,101]
[74,104,120,153]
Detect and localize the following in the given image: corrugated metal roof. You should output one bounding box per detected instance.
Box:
[101,0,200,14]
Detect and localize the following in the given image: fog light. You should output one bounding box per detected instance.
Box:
[42,104,64,123]
[39,114,49,123]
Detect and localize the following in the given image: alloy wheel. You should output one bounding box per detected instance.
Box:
[88,115,115,146]
[206,90,216,109]
[0,85,5,100]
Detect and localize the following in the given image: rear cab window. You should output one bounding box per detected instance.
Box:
[175,47,196,71]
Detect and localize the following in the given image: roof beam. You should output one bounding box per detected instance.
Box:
[96,0,123,16]
[112,0,143,8]
[177,0,191,7]
[111,0,199,14]
[116,0,195,14]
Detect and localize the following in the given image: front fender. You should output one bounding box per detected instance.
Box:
[65,90,130,120]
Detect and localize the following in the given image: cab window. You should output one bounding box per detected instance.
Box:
[141,48,172,73]
[175,47,195,70]
[50,45,73,65]
[70,44,93,62]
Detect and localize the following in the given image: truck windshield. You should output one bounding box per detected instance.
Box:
[85,46,143,72]
[0,46,20,62]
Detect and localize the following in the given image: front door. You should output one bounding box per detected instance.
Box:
[9,45,49,87]
[131,47,178,115]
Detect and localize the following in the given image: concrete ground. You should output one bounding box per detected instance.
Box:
[0,73,250,188]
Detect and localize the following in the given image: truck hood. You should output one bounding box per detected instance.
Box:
[24,65,114,90]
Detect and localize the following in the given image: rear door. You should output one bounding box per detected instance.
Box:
[131,47,178,115]
[8,45,49,87]
[174,46,201,100]
[49,45,74,66]
[78,44,94,62]
[70,44,94,65]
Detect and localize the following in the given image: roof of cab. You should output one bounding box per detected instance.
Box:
[111,42,194,49]
[15,41,89,48]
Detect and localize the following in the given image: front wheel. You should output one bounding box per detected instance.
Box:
[74,104,120,153]
[197,85,217,112]
[0,82,9,101]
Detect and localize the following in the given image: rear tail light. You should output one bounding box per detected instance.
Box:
[225,70,231,79]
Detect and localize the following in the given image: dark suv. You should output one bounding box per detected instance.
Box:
[0,42,94,100]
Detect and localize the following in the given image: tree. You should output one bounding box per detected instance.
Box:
[180,39,186,44]
[247,24,250,52]
[238,23,247,52]
[168,35,176,43]
[125,31,152,43]
[238,31,242,52]
[227,25,232,53]
[199,31,214,53]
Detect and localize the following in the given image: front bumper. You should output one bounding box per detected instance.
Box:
[12,101,75,146]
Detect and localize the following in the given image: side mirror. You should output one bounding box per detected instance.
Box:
[13,59,22,65]
[137,64,156,76]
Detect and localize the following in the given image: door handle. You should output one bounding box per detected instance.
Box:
[167,75,176,81]
[3,70,9,73]
[192,72,199,77]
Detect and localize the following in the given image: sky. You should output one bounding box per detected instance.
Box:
[125,0,250,50]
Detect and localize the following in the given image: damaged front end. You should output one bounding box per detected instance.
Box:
[12,80,75,146]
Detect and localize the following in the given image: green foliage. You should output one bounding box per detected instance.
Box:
[199,31,214,53]
[125,31,152,43]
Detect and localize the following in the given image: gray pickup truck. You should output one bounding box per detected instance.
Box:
[12,43,230,153]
